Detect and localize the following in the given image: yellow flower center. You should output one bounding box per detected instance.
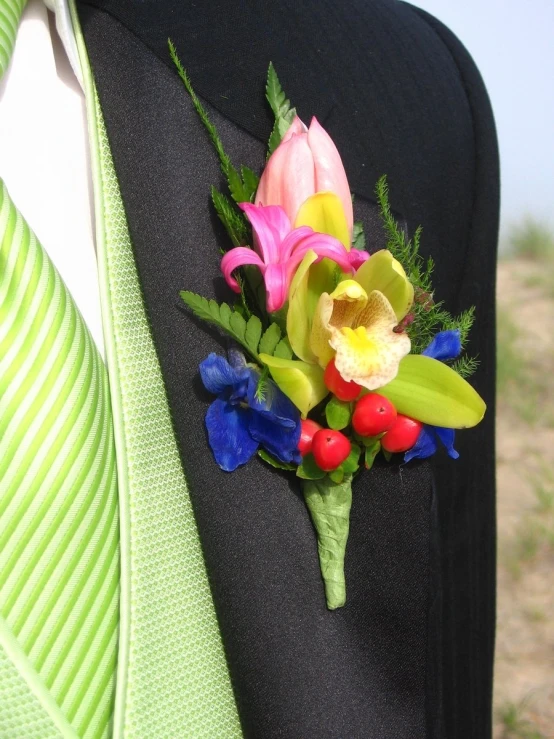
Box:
[341,326,377,355]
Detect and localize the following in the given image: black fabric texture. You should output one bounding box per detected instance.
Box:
[77,1,499,737]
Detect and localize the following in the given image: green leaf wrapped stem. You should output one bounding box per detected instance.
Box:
[302,477,353,610]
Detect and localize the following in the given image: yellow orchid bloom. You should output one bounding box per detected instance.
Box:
[310,280,411,390]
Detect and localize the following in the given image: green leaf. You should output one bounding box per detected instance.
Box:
[302,476,353,609]
[211,187,248,246]
[266,62,292,119]
[229,310,246,342]
[265,62,297,154]
[169,42,249,205]
[241,166,260,202]
[258,449,296,471]
[382,449,392,462]
[342,444,361,475]
[378,354,486,428]
[364,439,381,470]
[254,365,269,402]
[296,454,326,480]
[352,221,366,250]
[273,337,294,360]
[325,396,352,430]
[259,323,282,355]
[329,467,345,484]
[219,301,232,327]
[245,315,262,355]
[180,291,261,362]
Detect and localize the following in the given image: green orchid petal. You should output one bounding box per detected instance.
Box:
[287,249,319,363]
[259,353,327,417]
[378,354,486,428]
[294,191,350,248]
[295,191,351,297]
[353,249,414,321]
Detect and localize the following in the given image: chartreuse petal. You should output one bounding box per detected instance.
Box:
[294,191,350,248]
[287,249,319,363]
[259,353,327,417]
[378,354,486,428]
[353,250,414,321]
[295,192,351,298]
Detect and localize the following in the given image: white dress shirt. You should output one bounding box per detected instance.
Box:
[0,0,104,355]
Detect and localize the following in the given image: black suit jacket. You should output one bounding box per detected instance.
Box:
[77,1,499,736]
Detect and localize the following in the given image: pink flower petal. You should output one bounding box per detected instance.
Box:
[220,247,265,292]
[279,225,314,262]
[348,249,370,270]
[263,263,289,312]
[281,115,308,143]
[255,134,315,224]
[289,232,356,275]
[240,203,291,264]
[308,117,354,234]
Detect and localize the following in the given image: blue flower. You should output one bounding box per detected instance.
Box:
[405,329,461,462]
[200,352,302,472]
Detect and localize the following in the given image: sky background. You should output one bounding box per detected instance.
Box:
[410,0,554,245]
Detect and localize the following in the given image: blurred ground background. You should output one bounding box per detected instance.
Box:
[405,5,554,735]
[494,222,554,738]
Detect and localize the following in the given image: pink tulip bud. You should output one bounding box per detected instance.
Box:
[256,116,354,234]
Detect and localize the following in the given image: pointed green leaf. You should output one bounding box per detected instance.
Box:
[325,396,352,430]
[259,323,282,355]
[364,439,381,470]
[259,353,328,416]
[352,221,366,250]
[245,315,262,354]
[329,467,345,484]
[378,354,486,428]
[297,453,326,480]
[241,166,260,201]
[219,301,232,328]
[342,444,361,475]
[229,310,246,341]
[273,337,293,360]
[303,476,353,609]
[258,449,296,471]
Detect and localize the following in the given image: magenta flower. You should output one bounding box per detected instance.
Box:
[221,203,368,313]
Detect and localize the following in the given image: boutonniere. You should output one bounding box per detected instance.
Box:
[170,44,485,609]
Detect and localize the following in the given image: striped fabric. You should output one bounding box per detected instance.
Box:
[0,179,119,738]
[0,0,25,77]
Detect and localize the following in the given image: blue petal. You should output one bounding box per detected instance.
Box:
[248,411,302,465]
[228,348,248,370]
[422,330,462,362]
[199,353,247,395]
[404,426,438,462]
[205,397,258,471]
[434,426,460,459]
[246,375,299,429]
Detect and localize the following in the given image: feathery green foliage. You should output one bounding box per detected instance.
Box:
[376,176,477,371]
[180,291,286,366]
[266,62,297,155]
[211,187,248,246]
[169,40,257,204]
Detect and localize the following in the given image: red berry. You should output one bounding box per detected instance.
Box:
[324,359,362,402]
[381,414,423,453]
[298,419,323,457]
[352,393,397,437]
[312,429,352,471]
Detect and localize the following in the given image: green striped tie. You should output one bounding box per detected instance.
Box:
[0,0,242,736]
[0,177,119,737]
